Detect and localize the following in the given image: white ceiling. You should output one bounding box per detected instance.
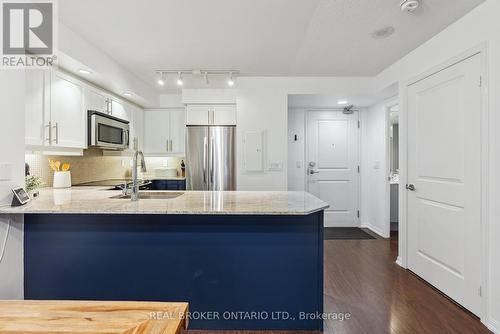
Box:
[59,0,484,92]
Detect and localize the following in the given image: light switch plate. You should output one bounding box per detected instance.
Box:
[268,162,283,171]
[0,163,12,180]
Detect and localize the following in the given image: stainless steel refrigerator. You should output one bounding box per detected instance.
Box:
[186,126,236,190]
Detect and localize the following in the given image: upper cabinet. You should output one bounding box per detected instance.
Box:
[110,99,131,121]
[85,88,109,114]
[49,71,86,148]
[144,108,185,156]
[25,70,49,146]
[25,69,144,154]
[186,104,236,125]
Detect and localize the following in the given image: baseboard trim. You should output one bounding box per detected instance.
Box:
[395,256,403,267]
[360,222,389,238]
[487,318,500,334]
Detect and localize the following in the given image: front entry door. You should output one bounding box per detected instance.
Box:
[407,54,482,316]
[307,110,359,227]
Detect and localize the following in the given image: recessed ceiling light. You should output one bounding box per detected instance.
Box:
[371,26,395,39]
[78,69,92,75]
[337,100,348,105]
[122,91,133,97]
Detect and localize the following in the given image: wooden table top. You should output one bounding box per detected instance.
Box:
[0,300,189,334]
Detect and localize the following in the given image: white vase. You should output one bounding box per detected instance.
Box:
[53,171,71,188]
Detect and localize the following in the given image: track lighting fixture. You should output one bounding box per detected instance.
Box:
[155,70,239,87]
[157,72,165,86]
[176,72,184,86]
[227,72,235,87]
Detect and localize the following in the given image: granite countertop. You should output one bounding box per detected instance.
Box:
[0,187,329,215]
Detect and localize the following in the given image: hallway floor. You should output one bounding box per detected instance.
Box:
[190,232,491,334]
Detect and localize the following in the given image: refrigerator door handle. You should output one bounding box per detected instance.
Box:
[203,136,208,188]
[210,136,215,187]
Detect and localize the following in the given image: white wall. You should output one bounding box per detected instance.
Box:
[0,71,25,299]
[372,0,500,330]
[287,108,306,191]
[360,98,397,238]
[236,77,374,190]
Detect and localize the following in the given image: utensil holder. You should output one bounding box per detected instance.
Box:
[53,171,71,189]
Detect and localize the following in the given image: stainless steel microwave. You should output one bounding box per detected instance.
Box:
[88,111,129,150]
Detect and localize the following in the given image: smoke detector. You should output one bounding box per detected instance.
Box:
[400,0,420,13]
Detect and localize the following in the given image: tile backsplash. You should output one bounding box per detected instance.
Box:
[26,149,184,187]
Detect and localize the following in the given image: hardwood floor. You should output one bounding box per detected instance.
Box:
[189,232,491,334]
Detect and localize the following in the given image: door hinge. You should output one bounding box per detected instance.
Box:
[357,210,360,218]
[357,165,360,173]
[479,286,482,297]
[357,120,360,128]
[479,76,482,87]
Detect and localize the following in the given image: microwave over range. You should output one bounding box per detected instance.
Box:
[88,110,130,150]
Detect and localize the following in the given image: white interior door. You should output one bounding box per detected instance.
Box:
[307,110,359,227]
[407,54,482,316]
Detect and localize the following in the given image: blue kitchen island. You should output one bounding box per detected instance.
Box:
[3,188,328,331]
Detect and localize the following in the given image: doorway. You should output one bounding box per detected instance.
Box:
[388,105,399,235]
[288,104,360,227]
[405,52,483,316]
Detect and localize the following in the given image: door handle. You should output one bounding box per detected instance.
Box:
[406,184,416,191]
[309,169,319,175]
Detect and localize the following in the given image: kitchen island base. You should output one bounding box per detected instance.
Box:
[24,212,324,331]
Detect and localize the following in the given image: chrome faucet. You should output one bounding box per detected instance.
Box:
[131,138,146,201]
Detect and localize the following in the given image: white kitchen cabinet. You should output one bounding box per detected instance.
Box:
[186,104,236,125]
[213,105,237,125]
[49,71,86,148]
[169,108,185,154]
[110,99,130,121]
[186,105,210,125]
[144,108,185,156]
[25,70,49,146]
[85,88,109,114]
[129,104,144,150]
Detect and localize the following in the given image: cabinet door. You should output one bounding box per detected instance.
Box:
[130,105,144,150]
[143,109,170,154]
[85,88,109,114]
[186,105,210,125]
[50,71,86,148]
[213,105,237,125]
[169,108,186,155]
[111,99,130,121]
[25,70,49,146]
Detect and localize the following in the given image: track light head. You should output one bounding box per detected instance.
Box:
[157,72,165,86]
[227,72,235,87]
[176,72,183,86]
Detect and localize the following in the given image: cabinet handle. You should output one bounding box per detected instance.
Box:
[169,139,173,152]
[166,140,169,152]
[52,122,58,144]
[45,121,52,143]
